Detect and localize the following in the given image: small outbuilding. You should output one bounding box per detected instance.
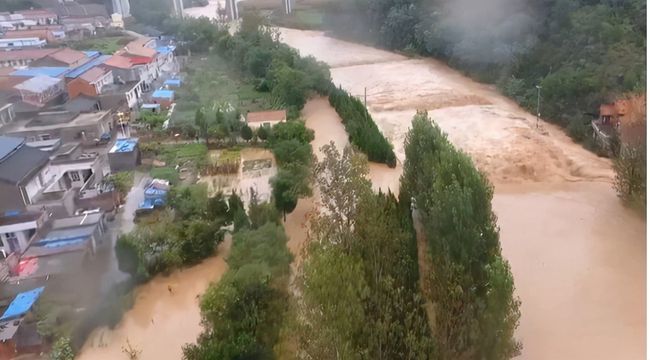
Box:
[246,109,286,129]
[151,89,174,109]
[108,137,141,172]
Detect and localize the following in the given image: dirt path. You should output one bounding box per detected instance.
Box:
[77,238,231,360]
[279,29,646,360]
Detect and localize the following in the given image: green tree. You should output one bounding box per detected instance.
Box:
[256,124,271,141]
[271,169,299,221]
[241,124,253,141]
[49,337,74,360]
[194,108,208,144]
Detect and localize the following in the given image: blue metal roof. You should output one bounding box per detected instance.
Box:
[0,287,44,321]
[156,45,175,55]
[83,50,100,58]
[37,225,95,245]
[11,67,69,78]
[109,138,138,153]
[65,55,111,79]
[163,79,181,86]
[152,89,174,99]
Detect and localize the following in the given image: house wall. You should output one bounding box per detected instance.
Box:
[108,67,139,83]
[67,77,98,98]
[18,81,64,106]
[0,230,30,254]
[247,119,283,129]
[94,71,114,94]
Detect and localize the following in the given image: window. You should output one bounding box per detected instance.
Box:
[39,134,51,140]
[4,232,18,253]
[70,171,80,182]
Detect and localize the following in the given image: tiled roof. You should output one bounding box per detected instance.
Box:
[0,48,57,62]
[247,110,287,123]
[79,67,107,83]
[2,30,52,40]
[47,48,88,65]
[102,54,133,69]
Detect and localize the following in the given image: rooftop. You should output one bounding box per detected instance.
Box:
[0,286,44,321]
[123,38,156,58]
[2,110,110,134]
[65,54,111,78]
[79,66,107,83]
[101,80,140,95]
[11,67,69,78]
[152,89,174,99]
[14,75,62,92]
[0,48,57,62]
[109,137,138,153]
[46,48,88,65]
[163,78,181,87]
[0,211,43,227]
[247,109,287,123]
[102,54,133,69]
[0,136,49,185]
[2,29,53,40]
[52,212,102,229]
[0,135,24,161]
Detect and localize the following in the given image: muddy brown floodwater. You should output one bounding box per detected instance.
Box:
[279,28,646,360]
[77,238,231,360]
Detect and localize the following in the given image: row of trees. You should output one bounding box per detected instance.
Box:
[329,87,396,167]
[299,143,433,358]
[183,195,293,359]
[322,0,645,148]
[400,112,521,358]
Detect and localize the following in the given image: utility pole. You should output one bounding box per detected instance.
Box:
[364,87,367,108]
[535,85,542,129]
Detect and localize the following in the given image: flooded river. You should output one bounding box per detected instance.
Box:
[78,13,644,358]
[280,29,646,359]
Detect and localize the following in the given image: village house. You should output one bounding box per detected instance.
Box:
[151,89,174,109]
[0,37,46,50]
[13,75,66,107]
[31,48,90,68]
[0,136,106,217]
[14,75,65,106]
[1,110,113,145]
[2,29,65,44]
[102,54,155,90]
[246,109,287,129]
[0,136,51,214]
[0,48,58,68]
[98,79,145,112]
[67,67,114,99]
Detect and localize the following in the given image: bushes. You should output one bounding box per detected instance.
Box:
[329,87,396,167]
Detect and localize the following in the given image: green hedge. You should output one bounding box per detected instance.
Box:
[329,87,396,167]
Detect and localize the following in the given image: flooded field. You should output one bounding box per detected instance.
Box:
[198,147,276,206]
[280,29,646,359]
